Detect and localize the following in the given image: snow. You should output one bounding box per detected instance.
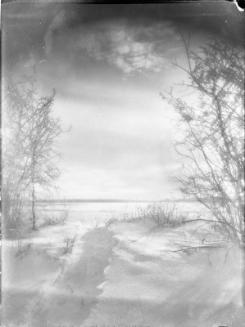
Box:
[2,202,245,327]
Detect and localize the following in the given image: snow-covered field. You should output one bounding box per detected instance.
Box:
[2,202,245,327]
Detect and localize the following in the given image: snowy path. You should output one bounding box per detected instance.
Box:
[38,227,117,327]
[3,216,245,327]
[3,226,117,327]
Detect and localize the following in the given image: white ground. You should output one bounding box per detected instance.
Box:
[2,203,245,327]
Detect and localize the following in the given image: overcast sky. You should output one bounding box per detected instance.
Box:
[3,1,243,200]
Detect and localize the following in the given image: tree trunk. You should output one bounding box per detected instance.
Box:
[31,183,36,230]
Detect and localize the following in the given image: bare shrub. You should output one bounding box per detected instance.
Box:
[40,210,68,228]
[145,204,186,227]
[133,204,186,228]
[105,217,117,228]
[162,38,244,244]
[63,236,76,255]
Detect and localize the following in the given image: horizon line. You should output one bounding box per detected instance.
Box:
[35,197,196,203]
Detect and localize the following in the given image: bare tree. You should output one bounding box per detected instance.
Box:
[161,39,244,303]
[3,79,31,235]
[3,74,62,231]
[24,86,61,230]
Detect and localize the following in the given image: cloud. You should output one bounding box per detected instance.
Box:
[43,20,179,75]
[3,1,242,72]
[75,22,179,74]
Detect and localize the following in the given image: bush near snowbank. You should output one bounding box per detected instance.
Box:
[105,204,187,229]
[137,204,186,228]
